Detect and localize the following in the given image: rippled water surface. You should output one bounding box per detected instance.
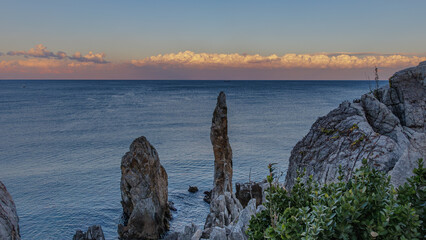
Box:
[0,80,385,239]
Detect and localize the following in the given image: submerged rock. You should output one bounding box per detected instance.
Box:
[285,62,426,190]
[204,92,242,235]
[73,225,105,240]
[118,136,170,240]
[0,181,20,240]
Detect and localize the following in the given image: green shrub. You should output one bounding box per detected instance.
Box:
[247,159,425,240]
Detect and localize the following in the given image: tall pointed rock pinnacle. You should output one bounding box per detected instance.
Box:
[204,92,242,234]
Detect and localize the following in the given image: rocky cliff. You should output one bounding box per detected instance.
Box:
[118,136,170,240]
[0,181,20,240]
[285,61,426,190]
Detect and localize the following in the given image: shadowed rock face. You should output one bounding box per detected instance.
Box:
[235,180,268,208]
[73,225,105,240]
[205,92,242,232]
[0,181,20,240]
[118,136,170,240]
[285,61,426,190]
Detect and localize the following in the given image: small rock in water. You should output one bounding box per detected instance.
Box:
[168,201,177,211]
[188,186,199,193]
[203,190,212,204]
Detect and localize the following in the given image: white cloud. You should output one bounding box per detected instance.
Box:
[132,51,426,69]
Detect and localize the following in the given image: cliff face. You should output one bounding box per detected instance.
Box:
[0,181,20,240]
[285,61,426,190]
[118,136,170,240]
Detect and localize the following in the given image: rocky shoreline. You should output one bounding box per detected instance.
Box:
[1,62,424,239]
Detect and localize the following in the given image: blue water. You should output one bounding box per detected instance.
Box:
[0,80,385,239]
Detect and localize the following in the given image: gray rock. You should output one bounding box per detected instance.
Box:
[73,225,105,240]
[181,223,199,240]
[163,223,200,240]
[208,227,227,240]
[205,92,242,233]
[228,198,257,240]
[256,204,266,214]
[0,181,20,240]
[118,136,170,240]
[285,62,426,190]
[191,229,203,240]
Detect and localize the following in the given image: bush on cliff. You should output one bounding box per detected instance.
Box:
[247,159,425,240]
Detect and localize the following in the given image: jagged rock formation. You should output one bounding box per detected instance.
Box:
[235,180,268,208]
[227,198,257,240]
[204,92,242,236]
[118,136,170,240]
[73,225,105,240]
[285,61,426,190]
[0,181,20,240]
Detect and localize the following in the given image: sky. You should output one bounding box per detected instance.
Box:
[0,0,425,80]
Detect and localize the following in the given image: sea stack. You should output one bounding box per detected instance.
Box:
[118,136,170,240]
[285,61,426,190]
[0,181,20,240]
[204,92,242,233]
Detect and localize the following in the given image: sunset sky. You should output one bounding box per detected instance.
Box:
[1,0,425,80]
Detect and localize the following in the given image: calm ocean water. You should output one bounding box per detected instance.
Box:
[0,80,385,239]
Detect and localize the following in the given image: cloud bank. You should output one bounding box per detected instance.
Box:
[131,51,426,69]
[1,45,426,79]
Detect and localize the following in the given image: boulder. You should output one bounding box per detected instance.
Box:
[73,225,105,240]
[0,181,20,240]
[118,136,170,240]
[285,62,426,190]
[204,92,242,233]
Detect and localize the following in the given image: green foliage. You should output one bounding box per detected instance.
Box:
[247,159,425,240]
[351,134,365,147]
[320,128,337,136]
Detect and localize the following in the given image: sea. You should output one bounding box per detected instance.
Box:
[0,80,386,239]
